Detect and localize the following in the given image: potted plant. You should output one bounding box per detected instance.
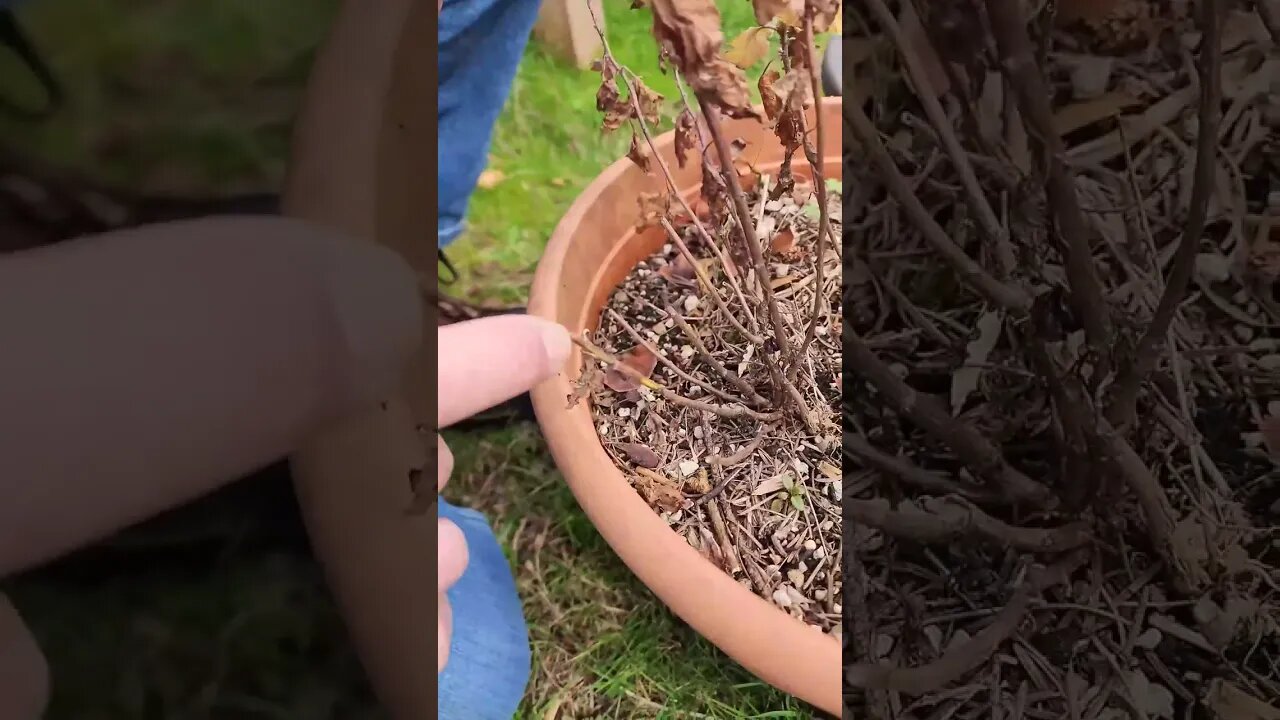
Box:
[529,0,842,713]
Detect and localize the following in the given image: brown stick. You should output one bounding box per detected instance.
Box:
[606,307,745,406]
[843,100,1032,312]
[867,0,1016,276]
[574,333,781,422]
[666,304,770,407]
[698,99,793,359]
[984,0,1113,354]
[789,14,832,384]
[847,327,1053,507]
[843,434,996,501]
[660,219,764,345]
[710,435,764,467]
[846,496,1092,553]
[846,551,1087,693]
[1107,0,1224,427]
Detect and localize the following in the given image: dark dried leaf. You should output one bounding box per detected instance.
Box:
[596,60,634,132]
[770,228,797,255]
[674,110,698,168]
[636,192,670,229]
[751,0,802,26]
[759,70,784,121]
[603,345,659,392]
[658,251,699,287]
[725,26,771,68]
[628,132,652,173]
[649,0,754,117]
[634,79,665,125]
[618,442,662,468]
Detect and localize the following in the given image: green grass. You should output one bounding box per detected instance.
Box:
[1,0,818,716]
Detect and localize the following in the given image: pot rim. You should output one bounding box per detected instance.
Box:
[528,98,842,715]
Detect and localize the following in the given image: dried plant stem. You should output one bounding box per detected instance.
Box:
[573,333,781,422]
[710,435,764,467]
[1101,425,1206,594]
[844,434,996,501]
[705,500,741,574]
[586,2,762,342]
[605,307,748,406]
[984,0,1112,356]
[843,100,1032,313]
[1108,0,1224,428]
[661,219,764,345]
[845,497,1092,553]
[845,551,1087,693]
[867,0,1016,276]
[788,14,832,385]
[665,304,770,407]
[847,327,1052,507]
[698,98,793,358]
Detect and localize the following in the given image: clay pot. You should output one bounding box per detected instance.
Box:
[529,98,842,715]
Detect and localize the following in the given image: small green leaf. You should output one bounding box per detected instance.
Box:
[801,201,821,222]
[780,472,795,491]
[825,179,842,195]
[789,493,806,511]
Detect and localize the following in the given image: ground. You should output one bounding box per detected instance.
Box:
[0,0,813,717]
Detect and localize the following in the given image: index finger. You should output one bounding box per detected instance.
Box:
[437,315,570,428]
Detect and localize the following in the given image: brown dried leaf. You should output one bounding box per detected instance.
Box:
[649,0,754,117]
[596,60,634,133]
[603,346,658,392]
[634,80,665,125]
[770,228,796,255]
[1206,679,1280,720]
[759,70,784,121]
[636,192,670,229]
[618,442,662,468]
[635,468,684,512]
[674,110,698,168]
[657,252,698,287]
[724,26,771,68]
[751,0,802,26]
[628,132,652,173]
[1053,91,1142,135]
[567,362,603,409]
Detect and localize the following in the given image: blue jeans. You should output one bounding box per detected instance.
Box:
[438,499,532,719]
[438,0,542,248]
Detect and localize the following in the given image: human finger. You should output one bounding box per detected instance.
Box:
[0,216,421,574]
[437,435,454,493]
[438,517,468,591]
[437,315,569,428]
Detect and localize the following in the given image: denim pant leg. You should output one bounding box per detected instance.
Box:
[438,498,531,719]
[437,0,543,247]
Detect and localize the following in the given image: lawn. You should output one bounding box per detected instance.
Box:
[0,0,817,717]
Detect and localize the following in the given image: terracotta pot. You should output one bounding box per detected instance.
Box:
[529,98,842,716]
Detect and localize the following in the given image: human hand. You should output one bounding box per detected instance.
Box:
[436,314,570,672]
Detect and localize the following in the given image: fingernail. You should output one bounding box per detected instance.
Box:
[539,320,571,371]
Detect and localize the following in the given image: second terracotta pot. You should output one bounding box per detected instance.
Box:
[529,98,842,716]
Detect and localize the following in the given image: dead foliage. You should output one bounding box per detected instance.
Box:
[845,0,1279,717]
